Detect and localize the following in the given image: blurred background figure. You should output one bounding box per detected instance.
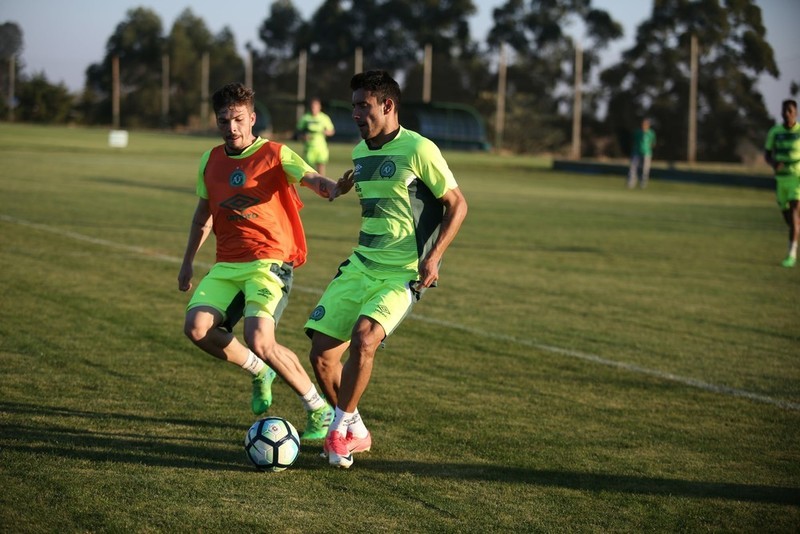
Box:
[627,118,656,189]
[296,97,335,175]
[764,99,800,268]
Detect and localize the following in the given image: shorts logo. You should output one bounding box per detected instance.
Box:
[229,168,246,187]
[257,288,272,299]
[379,160,396,178]
[374,304,390,317]
[309,305,325,321]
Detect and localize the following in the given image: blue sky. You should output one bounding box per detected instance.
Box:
[2,0,798,119]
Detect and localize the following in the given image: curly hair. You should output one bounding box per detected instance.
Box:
[211,83,255,114]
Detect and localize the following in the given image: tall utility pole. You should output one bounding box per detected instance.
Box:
[495,43,507,153]
[200,52,209,127]
[687,33,698,164]
[245,49,253,90]
[7,55,15,122]
[112,55,120,129]
[355,47,363,74]
[423,43,432,103]
[571,41,583,160]
[297,50,307,122]
[161,54,169,126]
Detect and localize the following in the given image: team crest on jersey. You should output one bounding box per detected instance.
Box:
[309,305,325,321]
[379,160,396,178]
[229,168,246,187]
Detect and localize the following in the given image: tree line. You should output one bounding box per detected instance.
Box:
[0,0,790,162]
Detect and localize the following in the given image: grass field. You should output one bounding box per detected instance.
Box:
[0,123,798,532]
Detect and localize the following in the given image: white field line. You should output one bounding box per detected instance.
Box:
[3,213,798,411]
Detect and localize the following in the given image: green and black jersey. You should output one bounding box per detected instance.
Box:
[765,122,800,178]
[348,126,458,279]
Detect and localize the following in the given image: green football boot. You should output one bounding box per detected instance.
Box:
[251,367,276,415]
[301,403,334,441]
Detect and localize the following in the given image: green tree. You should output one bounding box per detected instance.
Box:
[395,0,490,105]
[16,73,74,123]
[168,9,243,128]
[83,7,165,127]
[251,0,307,132]
[486,0,622,153]
[600,0,778,162]
[251,0,486,133]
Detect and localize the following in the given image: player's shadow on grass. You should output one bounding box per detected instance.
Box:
[2,401,797,504]
[0,401,251,472]
[359,459,800,506]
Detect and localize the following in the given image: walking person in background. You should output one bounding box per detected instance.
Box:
[304,70,468,468]
[296,97,336,176]
[764,98,800,268]
[628,118,656,189]
[178,82,341,439]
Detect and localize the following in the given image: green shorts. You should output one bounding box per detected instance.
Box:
[304,144,329,166]
[187,260,293,329]
[304,260,416,341]
[776,175,800,210]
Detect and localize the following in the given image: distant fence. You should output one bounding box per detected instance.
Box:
[552,159,773,190]
[325,99,490,151]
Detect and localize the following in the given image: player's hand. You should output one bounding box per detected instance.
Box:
[330,169,354,201]
[178,264,193,292]
[317,178,333,199]
[416,256,440,288]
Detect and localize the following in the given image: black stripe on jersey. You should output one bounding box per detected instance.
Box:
[407,178,444,260]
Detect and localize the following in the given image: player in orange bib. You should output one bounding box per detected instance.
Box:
[177,83,345,440]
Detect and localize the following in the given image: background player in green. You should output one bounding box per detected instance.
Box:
[296,97,335,176]
[627,117,656,189]
[304,70,468,468]
[764,99,800,268]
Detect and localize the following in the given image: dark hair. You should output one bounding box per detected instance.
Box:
[783,99,798,110]
[211,83,255,114]
[350,70,401,108]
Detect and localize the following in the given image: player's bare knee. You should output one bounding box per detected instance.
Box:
[183,317,210,344]
[350,333,380,365]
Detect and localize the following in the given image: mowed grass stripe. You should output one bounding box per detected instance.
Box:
[4,212,795,412]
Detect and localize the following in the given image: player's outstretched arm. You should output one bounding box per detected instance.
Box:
[302,170,354,201]
[300,173,339,200]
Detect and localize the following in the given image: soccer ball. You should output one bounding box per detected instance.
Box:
[244,416,300,471]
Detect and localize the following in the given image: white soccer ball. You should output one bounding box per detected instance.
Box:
[244,416,300,471]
